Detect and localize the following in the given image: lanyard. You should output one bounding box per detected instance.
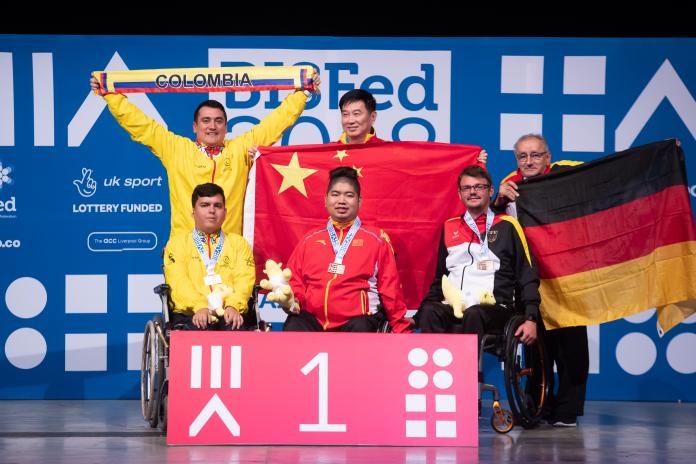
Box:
[463,208,494,258]
[192,229,225,274]
[326,217,361,264]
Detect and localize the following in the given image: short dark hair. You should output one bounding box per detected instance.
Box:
[327,167,361,196]
[339,89,376,114]
[192,183,225,207]
[193,100,227,122]
[457,165,492,188]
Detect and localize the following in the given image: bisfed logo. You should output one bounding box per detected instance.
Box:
[0,196,16,213]
[207,49,452,143]
[0,160,13,189]
[0,161,17,219]
[0,239,21,248]
[73,167,163,197]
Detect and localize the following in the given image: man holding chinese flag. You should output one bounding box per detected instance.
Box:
[276,167,412,333]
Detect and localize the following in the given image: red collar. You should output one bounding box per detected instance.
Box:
[196,139,224,157]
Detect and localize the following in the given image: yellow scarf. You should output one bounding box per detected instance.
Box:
[92,65,315,95]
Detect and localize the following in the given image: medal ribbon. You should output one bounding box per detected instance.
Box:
[463,208,494,259]
[192,229,225,274]
[327,217,361,264]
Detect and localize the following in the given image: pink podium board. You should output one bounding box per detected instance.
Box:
[167,332,478,446]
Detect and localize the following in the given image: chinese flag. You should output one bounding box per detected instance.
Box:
[252,141,480,308]
[516,140,696,335]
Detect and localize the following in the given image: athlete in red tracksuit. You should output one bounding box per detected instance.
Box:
[282,166,411,333]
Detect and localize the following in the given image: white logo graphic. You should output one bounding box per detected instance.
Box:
[68,52,167,147]
[405,348,457,438]
[188,345,243,437]
[189,394,241,437]
[73,168,97,197]
[0,161,13,188]
[616,59,696,151]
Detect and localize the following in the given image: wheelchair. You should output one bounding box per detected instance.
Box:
[479,314,552,434]
[140,284,269,432]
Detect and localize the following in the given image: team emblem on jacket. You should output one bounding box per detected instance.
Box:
[487,230,498,242]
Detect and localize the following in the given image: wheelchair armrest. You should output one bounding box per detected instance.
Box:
[153,284,172,324]
[153,284,171,297]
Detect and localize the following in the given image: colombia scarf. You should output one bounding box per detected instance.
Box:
[92,65,315,95]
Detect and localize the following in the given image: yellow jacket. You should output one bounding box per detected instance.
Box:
[164,230,255,315]
[104,91,307,238]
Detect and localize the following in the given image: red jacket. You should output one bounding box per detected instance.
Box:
[288,221,410,332]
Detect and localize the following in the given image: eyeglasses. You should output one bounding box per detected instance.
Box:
[459,184,490,193]
[516,151,547,162]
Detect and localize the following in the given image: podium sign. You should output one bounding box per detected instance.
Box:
[167,332,478,446]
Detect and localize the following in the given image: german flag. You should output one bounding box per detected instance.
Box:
[516,140,696,335]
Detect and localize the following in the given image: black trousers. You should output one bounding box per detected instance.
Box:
[171,312,239,331]
[545,325,589,419]
[416,301,512,340]
[283,310,384,332]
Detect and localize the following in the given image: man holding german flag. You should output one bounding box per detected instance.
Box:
[493,134,586,427]
[495,135,696,427]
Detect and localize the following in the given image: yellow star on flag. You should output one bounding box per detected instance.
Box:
[352,164,364,177]
[271,152,318,197]
[333,150,349,162]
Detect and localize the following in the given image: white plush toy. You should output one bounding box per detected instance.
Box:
[441,275,496,319]
[207,283,234,323]
[259,259,297,311]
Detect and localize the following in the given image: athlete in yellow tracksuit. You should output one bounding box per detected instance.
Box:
[163,183,255,330]
[101,91,308,239]
[164,229,255,316]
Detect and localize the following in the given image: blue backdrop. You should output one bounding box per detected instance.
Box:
[1,35,694,400]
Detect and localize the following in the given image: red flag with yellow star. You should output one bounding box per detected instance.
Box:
[252,141,481,308]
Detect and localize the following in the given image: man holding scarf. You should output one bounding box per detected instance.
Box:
[89,72,320,240]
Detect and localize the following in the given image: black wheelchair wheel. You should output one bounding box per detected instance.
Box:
[503,316,550,429]
[158,380,168,433]
[140,320,156,422]
[141,317,165,427]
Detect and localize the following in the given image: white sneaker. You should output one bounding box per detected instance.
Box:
[553,419,577,427]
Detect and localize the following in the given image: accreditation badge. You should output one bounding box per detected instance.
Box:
[204,273,222,286]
